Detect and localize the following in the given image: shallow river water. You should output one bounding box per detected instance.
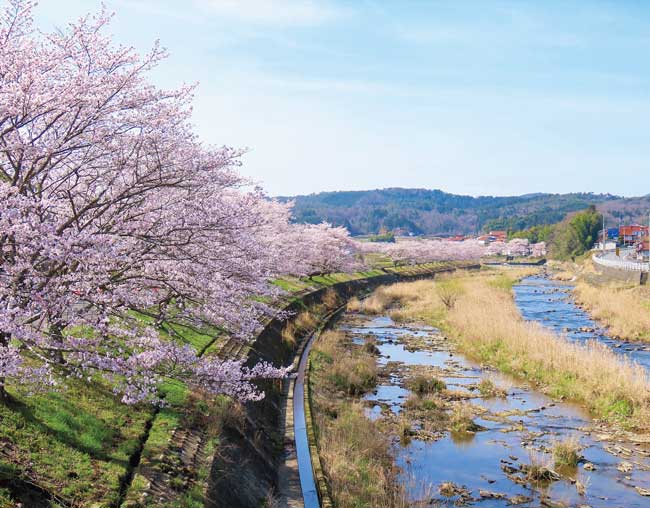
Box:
[513,275,650,371]
[333,275,650,507]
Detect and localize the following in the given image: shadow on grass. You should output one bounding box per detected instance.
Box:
[4,393,131,467]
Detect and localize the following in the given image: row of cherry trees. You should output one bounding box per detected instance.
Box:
[0,1,359,404]
[357,238,546,265]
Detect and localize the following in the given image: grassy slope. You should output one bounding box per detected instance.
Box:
[0,379,151,507]
[0,318,218,508]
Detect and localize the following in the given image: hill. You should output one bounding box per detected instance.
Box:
[278,188,635,235]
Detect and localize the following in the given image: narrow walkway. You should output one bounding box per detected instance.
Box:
[278,324,328,508]
[277,376,304,508]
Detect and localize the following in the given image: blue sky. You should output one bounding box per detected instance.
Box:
[31,0,650,197]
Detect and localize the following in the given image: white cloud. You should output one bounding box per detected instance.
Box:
[193,0,347,26]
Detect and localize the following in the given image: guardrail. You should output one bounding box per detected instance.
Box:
[592,252,649,272]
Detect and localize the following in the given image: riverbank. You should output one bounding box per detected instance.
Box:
[0,261,473,508]
[309,329,408,507]
[573,281,650,342]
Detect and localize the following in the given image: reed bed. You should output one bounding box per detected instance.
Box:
[318,404,408,508]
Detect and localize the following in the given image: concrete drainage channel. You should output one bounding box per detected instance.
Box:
[291,308,345,508]
[278,266,482,508]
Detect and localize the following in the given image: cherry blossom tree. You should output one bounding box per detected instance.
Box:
[358,236,546,265]
[0,1,292,403]
[531,242,547,257]
[286,222,362,276]
[504,238,531,257]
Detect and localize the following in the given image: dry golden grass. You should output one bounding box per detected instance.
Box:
[373,279,446,323]
[361,290,398,314]
[552,436,582,468]
[365,270,650,431]
[294,310,317,332]
[322,288,340,309]
[346,296,362,312]
[313,330,377,395]
[574,282,650,342]
[358,279,436,315]
[311,331,407,507]
[281,321,296,345]
[318,404,408,508]
[551,270,576,281]
[446,275,650,430]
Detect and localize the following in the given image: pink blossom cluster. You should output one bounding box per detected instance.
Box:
[485,238,547,257]
[0,2,356,404]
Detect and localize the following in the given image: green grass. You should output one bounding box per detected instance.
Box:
[0,377,151,506]
[131,311,220,352]
[273,261,461,297]
[406,375,446,395]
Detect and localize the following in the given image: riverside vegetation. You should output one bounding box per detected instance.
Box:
[358,269,650,430]
[573,281,650,342]
[308,268,650,507]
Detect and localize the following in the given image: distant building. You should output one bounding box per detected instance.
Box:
[477,234,499,245]
[488,230,507,242]
[620,224,648,245]
[597,240,617,251]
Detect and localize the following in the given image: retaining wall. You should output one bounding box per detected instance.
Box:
[590,260,647,286]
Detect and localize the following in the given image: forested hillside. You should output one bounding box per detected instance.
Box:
[279,188,621,235]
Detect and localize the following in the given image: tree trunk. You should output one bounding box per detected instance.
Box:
[0,332,9,403]
[49,322,65,365]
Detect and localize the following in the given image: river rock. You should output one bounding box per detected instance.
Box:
[583,462,596,471]
[500,464,518,474]
[479,490,506,499]
[508,494,533,505]
[617,461,633,473]
[636,487,650,496]
[438,481,470,498]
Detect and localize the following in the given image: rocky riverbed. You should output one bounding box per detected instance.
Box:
[337,312,650,507]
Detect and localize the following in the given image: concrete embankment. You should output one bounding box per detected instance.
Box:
[206,264,477,508]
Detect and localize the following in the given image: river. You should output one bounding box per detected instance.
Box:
[325,274,650,507]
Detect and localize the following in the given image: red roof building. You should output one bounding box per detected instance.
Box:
[620,224,648,245]
[489,230,507,242]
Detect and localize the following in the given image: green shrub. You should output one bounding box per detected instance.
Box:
[407,375,446,395]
